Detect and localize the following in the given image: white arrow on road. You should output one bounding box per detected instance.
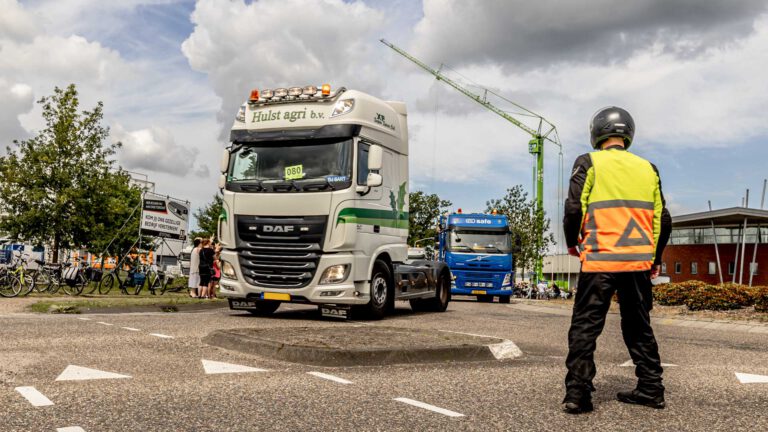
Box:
[56,365,131,382]
[620,360,677,367]
[735,372,768,384]
[202,359,268,375]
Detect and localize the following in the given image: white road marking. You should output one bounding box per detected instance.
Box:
[488,340,523,360]
[56,365,131,381]
[15,386,54,407]
[76,317,91,321]
[620,360,677,367]
[96,322,113,326]
[307,371,353,384]
[394,398,465,418]
[736,372,768,384]
[57,427,86,432]
[149,333,174,339]
[202,359,268,375]
[121,327,141,332]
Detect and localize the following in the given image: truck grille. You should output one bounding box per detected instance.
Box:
[235,215,326,289]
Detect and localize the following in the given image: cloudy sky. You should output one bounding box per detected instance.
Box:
[3,0,768,243]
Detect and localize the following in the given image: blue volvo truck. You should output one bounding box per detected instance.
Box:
[438,212,515,303]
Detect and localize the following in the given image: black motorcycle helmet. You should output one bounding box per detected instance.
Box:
[589,106,635,149]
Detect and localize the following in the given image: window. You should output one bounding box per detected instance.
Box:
[728,262,735,275]
[675,262,682,274]
[750,262,759,276]
[690,262,698,275]
[357,142,370,185]
[661,262,667,274]
[708,261,716,275]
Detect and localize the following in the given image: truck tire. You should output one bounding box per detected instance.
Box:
[359,260,392,320]
[410,271,450,313]
[477,295,494,303]
[499,295,511,304]
[247,301,281,316]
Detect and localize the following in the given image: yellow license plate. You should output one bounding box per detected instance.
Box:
[263,292,291,301]
[471,290,487,295]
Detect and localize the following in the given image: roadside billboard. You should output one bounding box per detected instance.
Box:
[140,196,190,241]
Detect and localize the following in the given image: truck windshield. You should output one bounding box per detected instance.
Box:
[449,230,511,254]
[228,138,353,192]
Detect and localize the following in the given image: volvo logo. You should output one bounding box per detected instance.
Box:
[262,225,295,233]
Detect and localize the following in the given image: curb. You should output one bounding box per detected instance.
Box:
[507,303,768,334]
[203,328,523,367]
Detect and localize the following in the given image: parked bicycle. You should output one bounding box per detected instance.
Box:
[0,269,22,297]
[98,255,147,295]
[5,253,37,296]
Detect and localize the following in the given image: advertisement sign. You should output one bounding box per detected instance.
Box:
[140,196,189,240]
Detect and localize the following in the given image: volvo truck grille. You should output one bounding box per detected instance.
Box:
[236,215,326,289]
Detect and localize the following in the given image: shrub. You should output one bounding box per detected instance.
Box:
[753,286,768,313]
[684,283,754,311]
[653,280,706,306]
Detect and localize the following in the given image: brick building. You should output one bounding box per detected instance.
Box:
[662,207,768,286]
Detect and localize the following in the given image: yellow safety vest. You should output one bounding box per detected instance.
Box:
[579,149,663,272]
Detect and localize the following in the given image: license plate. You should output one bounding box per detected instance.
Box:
[320,305,351,319]
[471,290,487,295]
[263,292,291,301]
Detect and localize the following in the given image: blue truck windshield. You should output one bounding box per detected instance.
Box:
[228,138,353,192]
[449,230,511,254]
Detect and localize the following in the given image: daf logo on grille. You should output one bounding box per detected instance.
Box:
[262,225,295,233]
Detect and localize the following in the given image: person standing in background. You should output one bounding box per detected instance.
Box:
[210,244,222,299]
[198,237,215,299]
[188,238,202,298]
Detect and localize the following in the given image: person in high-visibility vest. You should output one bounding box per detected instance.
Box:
[561,106,672,414]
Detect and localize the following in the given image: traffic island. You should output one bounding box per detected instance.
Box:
[203,326,523,366]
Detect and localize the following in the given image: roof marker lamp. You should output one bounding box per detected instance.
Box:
[274,88,288,98]
[261,89,274,99]
[322,84,331,96]
[331,99,355,118]
[235,104,246,122]
[288,87,303,96]
[303,86,317,95]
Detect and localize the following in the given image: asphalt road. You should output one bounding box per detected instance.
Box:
[1,298,766,431]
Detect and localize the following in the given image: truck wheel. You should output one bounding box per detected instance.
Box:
[410,271,450,313]
[477,295,494,303]
[247,301,281,316]
[360,260,392,320]
[499,295,511,304]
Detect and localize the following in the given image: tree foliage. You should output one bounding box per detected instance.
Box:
[190,193,223,240]
[408,191,452,246]
[0,84,140,261]
[486,185,555,278]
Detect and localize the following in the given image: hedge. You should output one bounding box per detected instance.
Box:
[653,281,761,311]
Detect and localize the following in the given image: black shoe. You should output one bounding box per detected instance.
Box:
[617,389,665,409]
[562,398,593,414]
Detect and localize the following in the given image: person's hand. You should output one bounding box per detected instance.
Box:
[567,246,580,257]
[650,264,660,279]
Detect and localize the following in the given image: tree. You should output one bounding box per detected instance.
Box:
[486,185,555,280]
[408,191,452,246]
[0,84,139,261]
[190,193,223,239]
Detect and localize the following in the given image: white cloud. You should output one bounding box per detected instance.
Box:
[113,124,208,178]
[182,0,388,137]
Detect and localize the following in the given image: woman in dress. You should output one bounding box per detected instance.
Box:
[198,237,215,299]
[188,238,202,298]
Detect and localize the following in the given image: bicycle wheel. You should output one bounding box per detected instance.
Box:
[32,271,50,293]
[99,273,116,295]
[0,275,22,297]
[48,274,62,294]
[70,273,87,296]
[132,275,145,295]
[17,272,35,296]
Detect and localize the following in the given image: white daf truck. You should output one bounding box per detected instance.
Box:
[216,84,450,319]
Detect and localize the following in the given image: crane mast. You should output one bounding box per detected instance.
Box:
[381,38,562,283]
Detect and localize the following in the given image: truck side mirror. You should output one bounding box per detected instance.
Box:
[368,144,383,171]
[366,172,383,187]
[218,174,227,190]
[220,149,230,173]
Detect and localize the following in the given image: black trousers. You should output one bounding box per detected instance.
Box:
[564,271,664,401]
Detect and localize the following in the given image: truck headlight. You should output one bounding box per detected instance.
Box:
[502,273,511,286]
[221,260,237,280]
[320,264,349,284]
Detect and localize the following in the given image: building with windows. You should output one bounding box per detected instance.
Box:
[662,207,768,286]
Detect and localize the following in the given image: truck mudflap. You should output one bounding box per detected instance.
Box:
[319,304,351,319]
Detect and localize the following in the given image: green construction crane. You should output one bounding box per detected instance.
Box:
[381,39,562,282]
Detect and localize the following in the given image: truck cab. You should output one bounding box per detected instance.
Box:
[215,85,450,319]
[439,212,515,303]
